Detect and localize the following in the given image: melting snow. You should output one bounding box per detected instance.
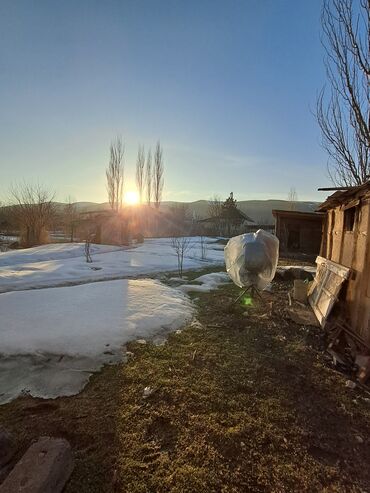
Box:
[180,272,230,293]
[0,238,224,293]
[0,237,226,404]
[0,279,193,403]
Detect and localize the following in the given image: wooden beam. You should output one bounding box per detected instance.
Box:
[317,186,354,191]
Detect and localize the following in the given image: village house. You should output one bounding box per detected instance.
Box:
[198,193,254,236]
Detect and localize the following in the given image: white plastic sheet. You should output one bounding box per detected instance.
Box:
[224,229,279,290]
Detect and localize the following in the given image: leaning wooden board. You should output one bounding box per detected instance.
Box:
[308,256,350,328]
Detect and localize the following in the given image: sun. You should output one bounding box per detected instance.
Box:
[124,190,139,205]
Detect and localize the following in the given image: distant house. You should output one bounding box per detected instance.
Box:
[272,209,324,258]
[198,193,254,236]
[77,209,136,245]
[311,181,370,344]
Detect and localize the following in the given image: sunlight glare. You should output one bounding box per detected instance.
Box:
[124,191,139,205]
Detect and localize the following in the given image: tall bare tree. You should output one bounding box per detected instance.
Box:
[317,0,370,186]
[10,183,56,247]
[145,149,152,206]
[136,145,145,204]
[63,196,78,242]
[287,187,298,211]
[106,136,124,212]
[153,141,164,209]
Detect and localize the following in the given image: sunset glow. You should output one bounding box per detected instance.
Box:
[124,190,139,205]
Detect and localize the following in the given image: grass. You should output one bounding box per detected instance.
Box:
[1,273,370,492]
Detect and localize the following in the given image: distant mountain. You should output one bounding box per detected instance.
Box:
[68,199,321,224]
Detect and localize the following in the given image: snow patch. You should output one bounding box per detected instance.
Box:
[180,272,230,293]
[0,279,193,403]
[0,237,224,293]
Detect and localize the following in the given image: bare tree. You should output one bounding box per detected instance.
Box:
[153,141,164,209]
[208,195,223,235]
[63,196,78,242]
[106,136,124,212]
[136,145,145,204]
[287,187,298,210]
[10,183,56,247]
[171,236,192,277]
[199,235,208,260]
[84,237,92,263]
[145,149,152,206]
[316,0,370,186]
[208,195,223,219]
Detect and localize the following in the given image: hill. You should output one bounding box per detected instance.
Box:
[69,199,320,224]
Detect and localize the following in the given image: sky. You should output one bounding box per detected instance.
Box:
[0,0,330,204]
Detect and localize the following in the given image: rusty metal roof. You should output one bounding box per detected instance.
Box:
[317,181,370,211]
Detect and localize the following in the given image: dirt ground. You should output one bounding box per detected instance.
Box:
[1,266,370,492]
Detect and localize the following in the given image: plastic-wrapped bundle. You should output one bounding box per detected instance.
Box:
[224,229,279,290]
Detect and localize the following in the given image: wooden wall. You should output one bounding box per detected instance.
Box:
[275,216,322,255]
[321,199,370,343]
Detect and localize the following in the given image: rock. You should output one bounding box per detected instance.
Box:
[142,386,154,399]
[0,429,16,468]
[345,380,357,389]
[287,306,320,327]
[293,280,308,303]
[355,355,370,384]
[355,435,364,444]
[0,437,73,493]
[136,339,147,345]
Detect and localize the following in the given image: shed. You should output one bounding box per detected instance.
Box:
[77,210,133,245]
[272,209,324,257]
[315,181,370,344]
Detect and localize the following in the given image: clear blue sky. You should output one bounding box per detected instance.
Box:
[0,0,329,203]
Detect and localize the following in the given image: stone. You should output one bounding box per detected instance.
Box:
[355,435,364,444]
[0,437,73,493]
[355,355,370,384]
[287,306,320,327]
[293,280,308,303]
[142,386,154,398]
